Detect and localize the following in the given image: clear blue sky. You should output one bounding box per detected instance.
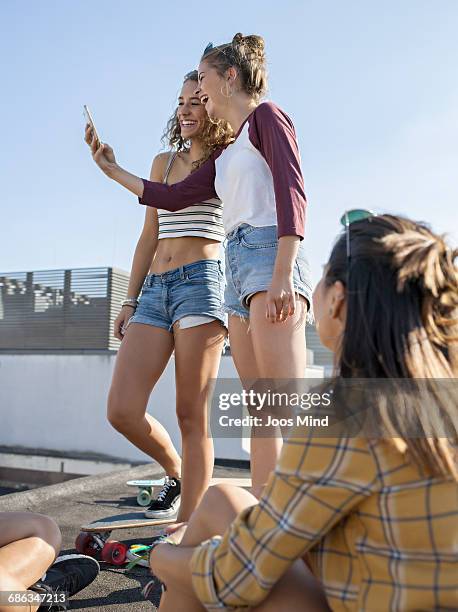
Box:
[1,0,457,286]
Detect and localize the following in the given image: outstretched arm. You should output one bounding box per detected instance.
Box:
[85,124,144,195]
[85,125,219,211]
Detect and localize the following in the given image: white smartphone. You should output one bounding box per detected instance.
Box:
[83,105,101,145]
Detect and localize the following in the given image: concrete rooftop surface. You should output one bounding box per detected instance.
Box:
[0,463,251,611]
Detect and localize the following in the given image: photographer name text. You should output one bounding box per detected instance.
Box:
[218,414,329,427]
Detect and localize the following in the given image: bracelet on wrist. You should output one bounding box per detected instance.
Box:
[121,298,139,309]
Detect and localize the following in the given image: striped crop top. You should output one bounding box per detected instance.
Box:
[157,152,224,242]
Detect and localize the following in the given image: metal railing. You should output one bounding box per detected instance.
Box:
[0,266,334,365]
[0,267,129,352]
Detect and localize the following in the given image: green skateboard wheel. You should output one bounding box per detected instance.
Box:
[137,488,152,506]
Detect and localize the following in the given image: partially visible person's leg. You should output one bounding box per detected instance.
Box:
[251,559,330,612]
[227,296,308,499]
[159,484,256,611]
[107,323,181,478]
[228,315,282,499]
[0,513,61,612]
[247,294,308,496]
[159,485,329,612]
[226,226,311,499]
[173,319,226,522]
[0,513,60,587]
[180,483,257,546]
[248,293,307,378]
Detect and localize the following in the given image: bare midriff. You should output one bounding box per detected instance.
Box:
[149,236,221,275]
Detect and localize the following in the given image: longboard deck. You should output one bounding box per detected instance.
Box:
[81,477,252,533]
[126,477,251,488]
[126,479,165,488]
[82,514,176,533]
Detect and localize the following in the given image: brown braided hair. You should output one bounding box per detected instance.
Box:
[323,214,458,480]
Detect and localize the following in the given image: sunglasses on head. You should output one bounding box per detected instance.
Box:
[203,42,214,56]
[339,209,375,269]
[202,41,231,57]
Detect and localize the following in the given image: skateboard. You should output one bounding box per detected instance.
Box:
[75,513,175,565]
[127,476,252,507]
[126,479,165,507]
[75,476,252,565]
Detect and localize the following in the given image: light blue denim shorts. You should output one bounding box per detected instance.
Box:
[223,224,313,320]
[128,259,227,332]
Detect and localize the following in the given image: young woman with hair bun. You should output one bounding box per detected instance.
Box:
[87,33,313,499]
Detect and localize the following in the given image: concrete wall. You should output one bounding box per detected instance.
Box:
[0,354,323,463]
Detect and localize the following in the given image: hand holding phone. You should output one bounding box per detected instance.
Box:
[84,106,119,178]
[83,105,101,146]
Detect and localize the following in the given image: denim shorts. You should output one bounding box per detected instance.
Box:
[223,224,314,320]
[127,259,227,332]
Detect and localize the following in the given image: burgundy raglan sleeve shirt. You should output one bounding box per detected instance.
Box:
[248,102,307,239]
[138,151,219,211]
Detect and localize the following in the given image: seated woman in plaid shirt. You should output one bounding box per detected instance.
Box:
[148,213,458,611]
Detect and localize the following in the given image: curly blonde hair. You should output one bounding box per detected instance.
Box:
[162,70,233,170]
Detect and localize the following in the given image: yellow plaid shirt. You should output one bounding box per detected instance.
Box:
[191,428,458,611]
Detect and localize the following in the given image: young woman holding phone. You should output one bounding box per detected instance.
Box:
[86,33,313,499]
[98,70,232,524]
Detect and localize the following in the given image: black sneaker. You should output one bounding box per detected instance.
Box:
[145,476,181,518]
[31,554,100,609]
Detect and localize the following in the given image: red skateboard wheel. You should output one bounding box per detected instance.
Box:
[101,541,128,565]
[75,532,100,557]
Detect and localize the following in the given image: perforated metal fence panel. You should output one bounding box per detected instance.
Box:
[0,268,129,352]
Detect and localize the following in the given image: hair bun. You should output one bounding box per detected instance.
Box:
[232,32,244,45]
[204,33,268,101]
[232,32,266,62]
